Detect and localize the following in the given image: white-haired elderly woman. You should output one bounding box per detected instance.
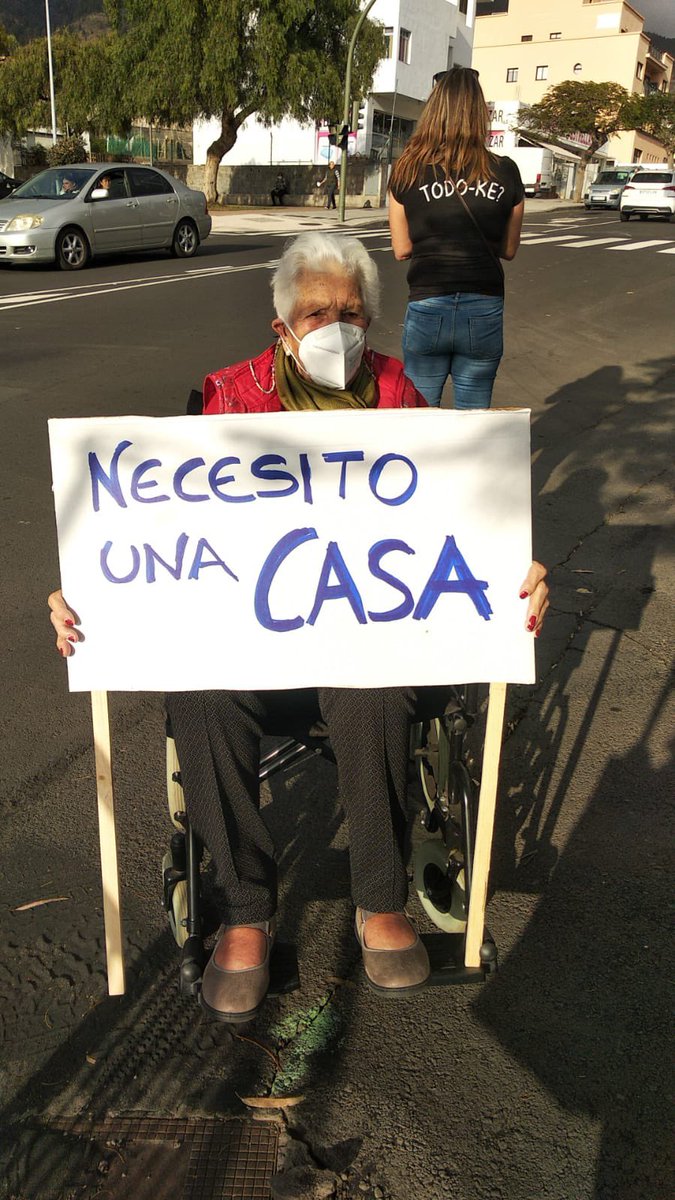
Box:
[50,232,548,1023]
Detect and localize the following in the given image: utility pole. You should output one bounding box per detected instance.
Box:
[338,0,379,223]
[45,0,57,144]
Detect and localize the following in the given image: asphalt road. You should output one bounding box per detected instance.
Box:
[0,209,673,1200]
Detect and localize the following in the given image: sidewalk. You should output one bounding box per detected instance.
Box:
[208,196,582,235]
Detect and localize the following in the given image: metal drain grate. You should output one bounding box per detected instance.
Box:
[44,1115,280,1199]
[186,1121,279,1200]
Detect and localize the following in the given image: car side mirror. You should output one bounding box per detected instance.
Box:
[90,188,109,200]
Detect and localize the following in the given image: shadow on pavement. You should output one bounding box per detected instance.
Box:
[477,356,674,1199]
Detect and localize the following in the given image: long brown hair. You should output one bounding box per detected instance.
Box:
[389,67,495,193]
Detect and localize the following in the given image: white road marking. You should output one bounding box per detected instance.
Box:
[657,245,675,254]
[562,237,630,247]
[519,234,583,244]
[608,239,675,251]
[0,259,281,313]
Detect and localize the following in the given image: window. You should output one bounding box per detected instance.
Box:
[550,31,561,39]
[521,34,533,42]
[535,65,548,80]
[459,0,468,13]
[636,61,643,78]
[398,27,411,64]
[128,167,174,197]
[506,67,518,82]
[384,27,393,59]
[573,62,582,74]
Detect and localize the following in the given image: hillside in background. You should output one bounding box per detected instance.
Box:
[0,0,105,42]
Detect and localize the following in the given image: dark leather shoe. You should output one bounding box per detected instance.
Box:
[199,920,275,1023]
[355,908,430,995]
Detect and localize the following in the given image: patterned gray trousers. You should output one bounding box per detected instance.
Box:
[166,686,449,924]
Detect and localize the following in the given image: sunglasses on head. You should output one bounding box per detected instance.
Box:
[433,67,479,85]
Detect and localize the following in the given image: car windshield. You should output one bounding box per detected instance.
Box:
[10,167,96,200]
[595,172,631,185]
[631,172,672,184]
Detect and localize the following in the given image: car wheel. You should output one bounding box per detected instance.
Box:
[171,218,199,258]
[56,226,91,270]
[619,212,630,222]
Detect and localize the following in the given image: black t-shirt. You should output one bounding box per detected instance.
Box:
[392,155,524,299]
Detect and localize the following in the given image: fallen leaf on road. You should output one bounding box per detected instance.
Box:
[86,1054,97,1065]
[13,897,69,912]
[237,1094,304,1109]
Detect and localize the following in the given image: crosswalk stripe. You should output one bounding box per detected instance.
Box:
[519,234,581,244]
[657,246,675,254]
[562,237,629,247]
[608,239,674,251]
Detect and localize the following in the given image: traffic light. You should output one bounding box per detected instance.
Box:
[338,124,350,152]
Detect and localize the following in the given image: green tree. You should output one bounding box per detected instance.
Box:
[622,90,675,168]
[0,22,19,56]
[104,0,386,202]
[0,29,133,139]
[521,80,633,201]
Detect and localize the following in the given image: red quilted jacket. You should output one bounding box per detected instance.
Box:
[203,343,427,414]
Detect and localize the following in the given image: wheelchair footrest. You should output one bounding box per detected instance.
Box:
[421,931,497,985]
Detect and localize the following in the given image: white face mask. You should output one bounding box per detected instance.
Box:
[284,321,366,390]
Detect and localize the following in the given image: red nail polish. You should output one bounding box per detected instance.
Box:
[535,628,541,638]
[519,591,528,599]
[67,635,77,643]
[65,618,74,627]
[527,615,536,631]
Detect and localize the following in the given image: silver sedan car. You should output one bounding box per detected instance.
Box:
[0,163,212,269]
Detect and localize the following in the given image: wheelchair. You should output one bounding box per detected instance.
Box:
[159,387,500,999]
[161,683,498,1001]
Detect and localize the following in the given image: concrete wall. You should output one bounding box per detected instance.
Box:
[186,160,386,207]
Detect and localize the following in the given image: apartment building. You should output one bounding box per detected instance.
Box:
[193,0,475,168]
[473,0,673,194]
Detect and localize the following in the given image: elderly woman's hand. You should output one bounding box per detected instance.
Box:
[48,589,81,657]
[519,562,549,637]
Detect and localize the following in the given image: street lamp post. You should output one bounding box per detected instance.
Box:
[45,0,57,144]
[338,0,379,223]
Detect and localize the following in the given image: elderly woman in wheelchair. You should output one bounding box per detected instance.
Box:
[49,232,548,1023]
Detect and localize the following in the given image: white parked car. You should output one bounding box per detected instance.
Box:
[619,170,675,222]
[0,163,212,268]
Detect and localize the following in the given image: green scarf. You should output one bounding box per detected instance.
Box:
[274,341,377,411]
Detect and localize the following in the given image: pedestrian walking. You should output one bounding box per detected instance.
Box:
[388,66,525,409]
[318,160,340,209]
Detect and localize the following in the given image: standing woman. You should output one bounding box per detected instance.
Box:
[388,67,525,409]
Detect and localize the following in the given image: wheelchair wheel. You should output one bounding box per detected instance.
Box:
[162,851,189,947]
[413,839,467,933]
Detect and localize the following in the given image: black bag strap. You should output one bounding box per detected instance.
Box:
[448,175,505,284]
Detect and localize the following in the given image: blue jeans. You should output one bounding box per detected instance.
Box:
[402,293,504,409]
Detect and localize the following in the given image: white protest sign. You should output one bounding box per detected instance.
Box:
[49,409,533,691]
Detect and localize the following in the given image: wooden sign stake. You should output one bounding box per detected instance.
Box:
[464,681,507,969]
[90,690,126,995]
